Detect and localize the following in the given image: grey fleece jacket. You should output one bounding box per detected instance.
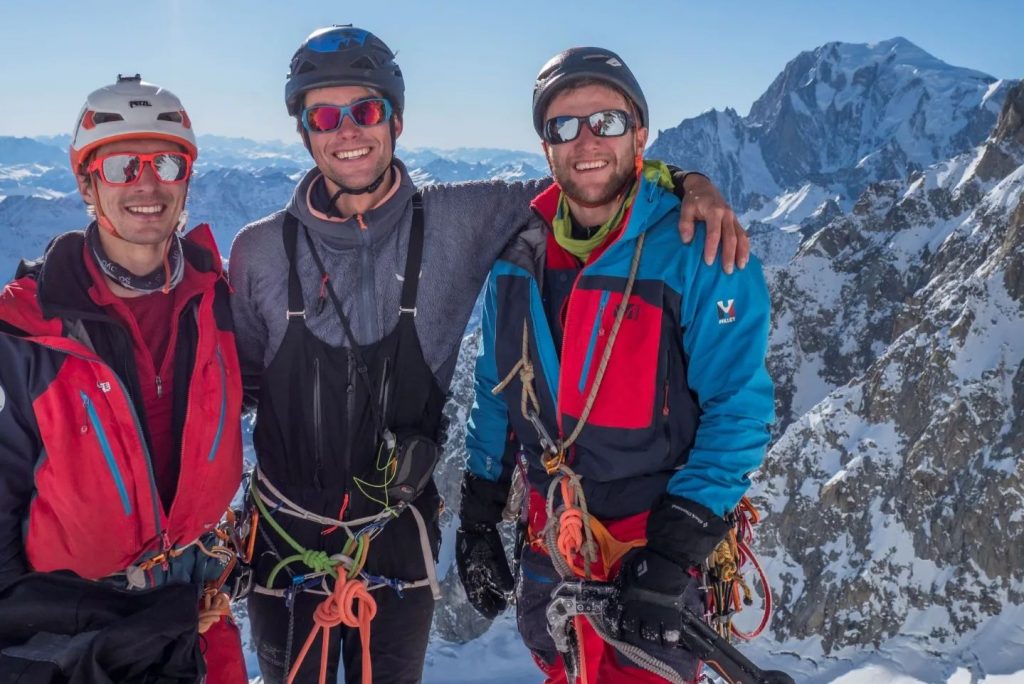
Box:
[228,161,546,399]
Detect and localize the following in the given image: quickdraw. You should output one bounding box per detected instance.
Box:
[703,496,773,642]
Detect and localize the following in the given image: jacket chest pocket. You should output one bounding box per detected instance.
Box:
[560,287,665,430]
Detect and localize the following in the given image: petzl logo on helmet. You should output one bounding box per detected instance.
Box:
[129,100,152,108]
[717,299,736,324]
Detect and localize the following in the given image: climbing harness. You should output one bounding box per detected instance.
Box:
[246,467,440,684]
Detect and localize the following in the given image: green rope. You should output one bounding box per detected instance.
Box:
[253,479,343,587]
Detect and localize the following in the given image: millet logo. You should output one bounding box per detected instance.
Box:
[716,299,736,325]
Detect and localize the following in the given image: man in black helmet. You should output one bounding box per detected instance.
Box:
[458,47,773,683]
[229,25,748,684]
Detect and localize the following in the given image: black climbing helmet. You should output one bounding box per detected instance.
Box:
[285,25,404,117]
[532,47,648,137]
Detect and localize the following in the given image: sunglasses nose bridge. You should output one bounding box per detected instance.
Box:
[127,158,163,187]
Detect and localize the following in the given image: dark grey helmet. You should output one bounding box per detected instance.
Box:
[285,25,404,117]
[532,47,648,137]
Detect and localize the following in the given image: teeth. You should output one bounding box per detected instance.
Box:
[334,147,371,160]
[126,205,163,215]
[575,160,607,171]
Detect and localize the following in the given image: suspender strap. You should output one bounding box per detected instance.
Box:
[399,193,425,317]
[282,213,305,319]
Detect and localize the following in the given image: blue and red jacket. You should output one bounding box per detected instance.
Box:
[0,225,242,587]
[466,174,774,521]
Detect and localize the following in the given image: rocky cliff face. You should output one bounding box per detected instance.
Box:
[756,82,1024,667]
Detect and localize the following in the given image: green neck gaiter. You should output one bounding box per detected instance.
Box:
[551,160,673,263]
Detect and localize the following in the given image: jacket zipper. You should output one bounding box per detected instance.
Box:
[345,348,356,481]
[205,346,228,462]
[313,356,325,489]
[577,291,610,393]
[81,391,133,517]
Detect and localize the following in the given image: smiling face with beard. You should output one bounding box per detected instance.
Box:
[542,82,648,226]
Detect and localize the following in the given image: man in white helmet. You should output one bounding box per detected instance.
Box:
[0,75,247,683]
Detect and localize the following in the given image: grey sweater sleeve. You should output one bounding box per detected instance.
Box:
[423,177,549,273]
[228,213,281,409]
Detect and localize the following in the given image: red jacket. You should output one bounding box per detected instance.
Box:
[0,224,242,584]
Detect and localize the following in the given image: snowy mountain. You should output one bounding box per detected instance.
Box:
[649,37,1016,264]
[750,79,1024,681]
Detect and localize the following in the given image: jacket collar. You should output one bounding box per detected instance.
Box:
[24,223,222,322]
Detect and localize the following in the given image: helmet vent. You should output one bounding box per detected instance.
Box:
[92,112,125,124]
[294,60,316,75]
[350,56,377,70]
[157,112,183,123]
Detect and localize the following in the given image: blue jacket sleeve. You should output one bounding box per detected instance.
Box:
[464,272,511,482]
[0,334,42,589]
[669,229,775,517]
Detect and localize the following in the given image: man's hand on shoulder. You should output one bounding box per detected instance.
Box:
[676,173,750,274]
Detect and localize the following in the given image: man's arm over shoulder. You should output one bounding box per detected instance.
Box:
[0,334,44,588]
[673,229,775,516]
[227,215,280,409]
[424,178,549,269]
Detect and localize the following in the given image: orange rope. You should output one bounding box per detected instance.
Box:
[558,507,585,561]
[556,478,589,575]
[286,574,377,684]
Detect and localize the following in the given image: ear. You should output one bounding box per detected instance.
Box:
[392,114,403,140]
[635,127,649,152]
[76,173,96,206]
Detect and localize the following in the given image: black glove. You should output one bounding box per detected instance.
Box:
[612,494,731,645]
[613,546,698,645]
[457,472,514,619]
[456,523,515,619]
[646,494,732,568]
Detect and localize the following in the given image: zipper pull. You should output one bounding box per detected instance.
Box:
[159,530,172,571]
[155,375,163,398]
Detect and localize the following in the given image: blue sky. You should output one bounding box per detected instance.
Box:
[1,1,1022,152]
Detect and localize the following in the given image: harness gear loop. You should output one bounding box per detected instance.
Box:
[286,573,378,684]
[704,496,773,641]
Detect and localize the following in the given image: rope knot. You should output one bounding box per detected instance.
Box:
[301,549,334,574]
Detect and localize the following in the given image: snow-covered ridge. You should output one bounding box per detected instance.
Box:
[650,37,1018,266]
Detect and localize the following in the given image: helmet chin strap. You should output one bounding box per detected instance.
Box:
[304,118,399,217]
